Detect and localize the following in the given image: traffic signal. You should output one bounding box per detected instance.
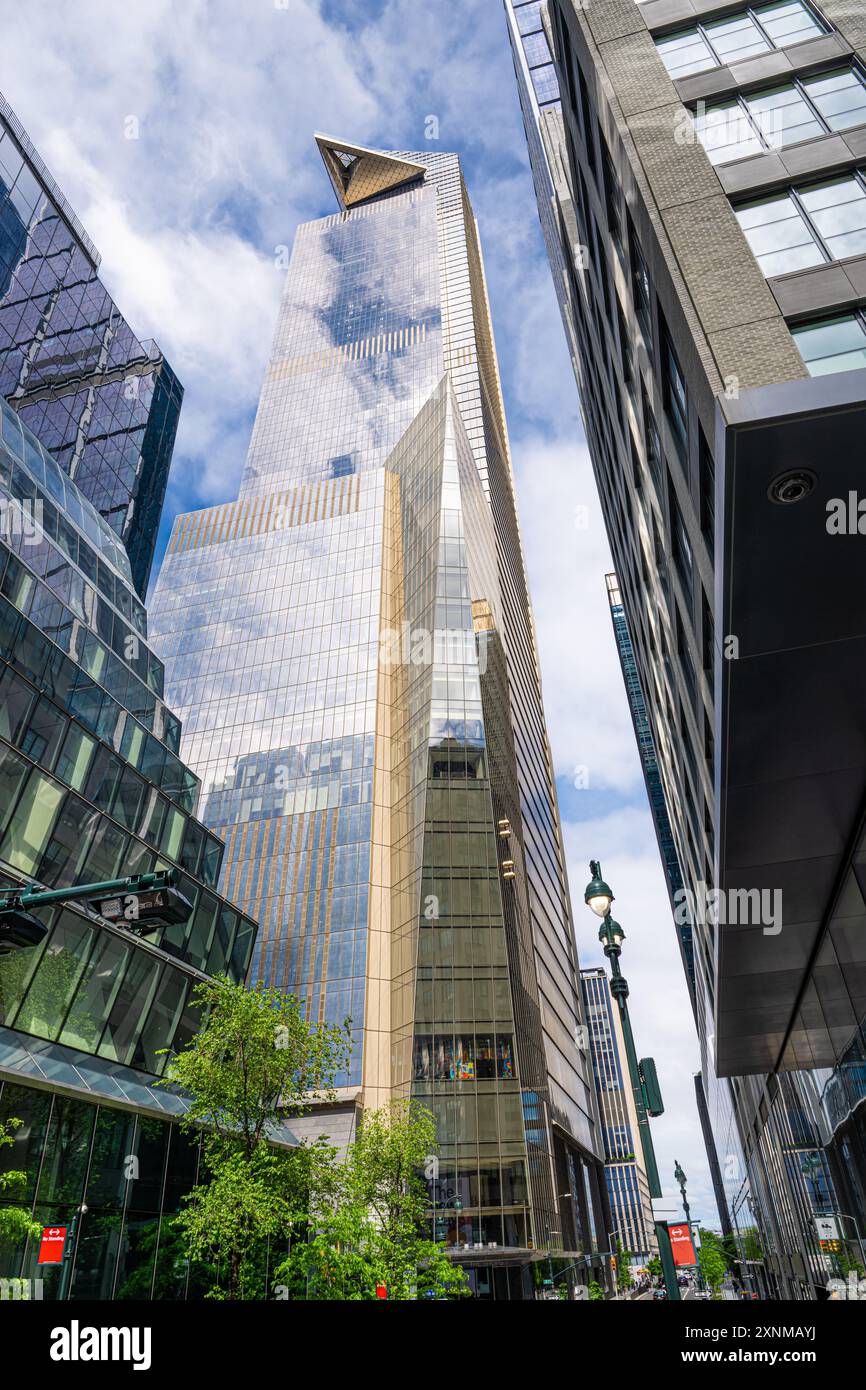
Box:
[94,884,193,929]
[0,905,48,954]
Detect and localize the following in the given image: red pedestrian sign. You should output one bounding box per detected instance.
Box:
[38,1226,67,1265]
[667,1222,698,1267]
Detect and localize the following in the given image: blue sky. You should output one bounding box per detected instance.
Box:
[0,0,717,1223]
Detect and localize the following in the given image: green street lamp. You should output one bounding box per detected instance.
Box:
[583,859,681,1303]
[676,1160,703,1291]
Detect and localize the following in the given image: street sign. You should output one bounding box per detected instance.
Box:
[651,1197,679,1219]
[37,1226,67,1265]
[667,1223,698,1267]
[816,1216,840,1242]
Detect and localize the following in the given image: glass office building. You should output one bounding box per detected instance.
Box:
[150,135,609,1295]
[0,91,182,598]
[0,398,265,1300]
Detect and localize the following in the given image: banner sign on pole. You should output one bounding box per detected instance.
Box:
[37,1226,67,1265]
[667,1222,698,1267]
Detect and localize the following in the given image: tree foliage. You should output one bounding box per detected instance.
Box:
[275,1100,469,1301]
[698,1228,728,1298]
[158,976,350,1299]
[0,1118,42,1248]
[614,1237,634,1292]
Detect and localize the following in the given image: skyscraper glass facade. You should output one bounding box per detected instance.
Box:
[150,137,608,1290]
[0,400,267,1301]
[0,92,182,597]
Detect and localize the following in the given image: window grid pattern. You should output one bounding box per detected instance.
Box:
[656,2,825,80]
[695,67,866,166]
[736,169,866,276]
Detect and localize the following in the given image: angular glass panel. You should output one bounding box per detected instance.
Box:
[59,931,131,1052]
[2,768,64,874]
[9,910,94,1038]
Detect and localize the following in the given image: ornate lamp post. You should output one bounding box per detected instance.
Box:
[584,860,680,1301]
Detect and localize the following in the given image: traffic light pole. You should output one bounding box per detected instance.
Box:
[0,869,177,912]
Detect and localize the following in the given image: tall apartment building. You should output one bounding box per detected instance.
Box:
[581,967,657,1264]
[508,0,866,1297]
[149,134,610,1298]
[0,397,267,1299]
[0,92,182,597]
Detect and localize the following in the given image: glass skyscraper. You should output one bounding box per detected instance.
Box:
[0,91,182,598]
[0,396,267,1300]
[150,135,609,1295]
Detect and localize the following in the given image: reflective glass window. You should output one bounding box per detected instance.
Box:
[800,175,866,260]
[756,0,822,46]
[804,67,866,132]
[657,3,823,79]
[656,28,717,79]
[745,84,823,146]
[97,950,162,1064]
[792,313,866,375]
[736,193,824,275]
[13,911,95,1039]
[515,2,543,35]
[2,768,64,874]
[0,665,35,746]
[55,723,96,791]
[34,1094,96,1206]
[19,697,66,770]
[695,98,764,166]
[703,14,770,65]
[60,931,132,1052]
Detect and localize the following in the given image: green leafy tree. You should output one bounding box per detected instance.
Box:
[646,1254,663,1282]
[835,1247,865,1282]
[0,1118,42,1246]
[276,1100,468,1301]
[614,1237,634,1292]
[698,1228,728,1299]
[587,1279,605,1301]
[158,976,350,1300]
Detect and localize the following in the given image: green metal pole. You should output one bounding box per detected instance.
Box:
[606,934,680,1302]
[0,870,176,911]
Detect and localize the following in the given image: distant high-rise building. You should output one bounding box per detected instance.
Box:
[581,967,657,1266]
[150,134,610,1297]
[508,0,866,1297]
[0,92,182,597]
